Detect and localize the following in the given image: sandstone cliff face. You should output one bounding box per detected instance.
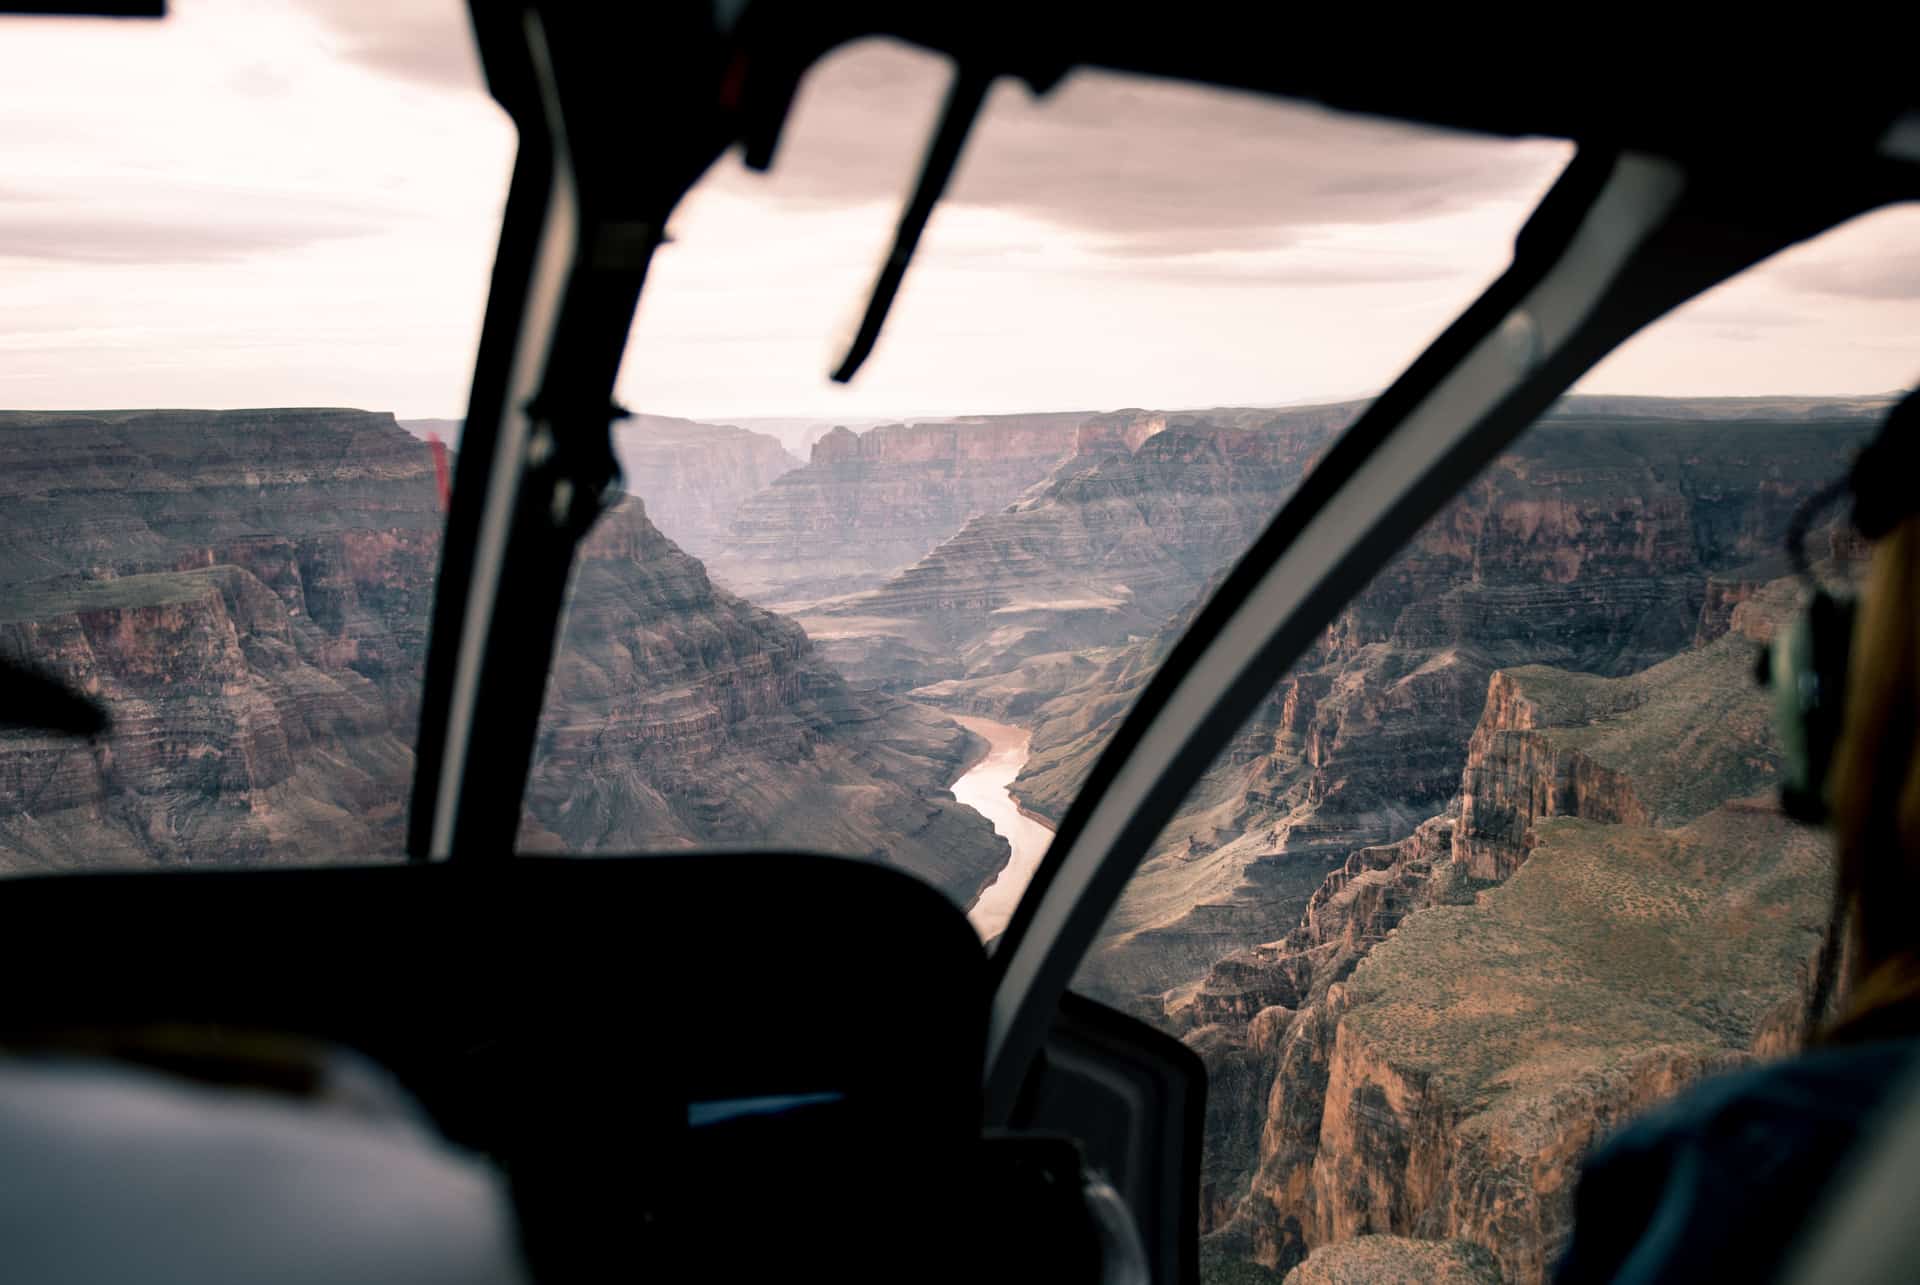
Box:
[1017,415,1868,1027]
[0,411,1006,904]
[613,413,801,558]
[1217,590,1828,1284]
[521,497,1008,905]
[806,403,1358,691]
[0,409,441,868]
[712,413,1086,603]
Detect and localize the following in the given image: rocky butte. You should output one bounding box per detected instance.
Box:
[711,411,1088,604]
[0,409,1007,906]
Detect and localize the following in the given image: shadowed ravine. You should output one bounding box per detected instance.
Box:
[951,715,1056,941]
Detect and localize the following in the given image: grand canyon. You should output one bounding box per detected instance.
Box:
[0,393,1890,1283]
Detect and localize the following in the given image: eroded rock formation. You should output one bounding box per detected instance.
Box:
[613,413,801,558]
[520,497,1008,904]
[713,412,1087,603]
[0,408,441,867]
[1010,413,1869,1025]
[804,403,1359,690]
[1207,585,1830,1283]
[0,410,1006,904]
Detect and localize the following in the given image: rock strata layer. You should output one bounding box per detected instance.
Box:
[521,497,1008,904]
[0,410,1006,904]
[714,412,1087,603]
[1208,585,1831,1284]
[1005,413,1870,1024]
[613,413,801,558]
[806,403,1360,691]
[0,408,441,868]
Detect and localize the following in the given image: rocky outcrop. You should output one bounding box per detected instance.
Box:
[1216,589,1829,1283]
[612,413,800,558]
[0,410,1007,904]
[804,404,1357,690]
[520,497,1007,905]
[712,413,1086,604]
[1016,412,1871,1023]
[1278,1235,1502,1284]
[0,409,442,868]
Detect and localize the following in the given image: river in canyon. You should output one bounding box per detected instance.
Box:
[950,715,1056,942]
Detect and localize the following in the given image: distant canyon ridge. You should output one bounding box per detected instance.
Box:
[6,391,1900,1284]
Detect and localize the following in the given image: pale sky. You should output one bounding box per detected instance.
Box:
[0,1,1913,421]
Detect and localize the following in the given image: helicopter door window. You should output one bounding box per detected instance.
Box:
[1077,202,1920,1284]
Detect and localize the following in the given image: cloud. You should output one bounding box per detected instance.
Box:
[1773,247,1920,301]
[292,0,486,93]
[0,182,382,265]
[722,41,1570,258]
[0,214,373,264]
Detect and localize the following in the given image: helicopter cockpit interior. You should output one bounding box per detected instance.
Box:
[1,3,1918,1283]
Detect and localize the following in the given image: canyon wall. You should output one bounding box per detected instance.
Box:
[0,410,1006,905]
[613,413,801,558]
[1218,586,1829,1283]
[712,412,1088,604]
[908,407,1871,1283]
[0,409,442,868]
[801,402,1361,691]
[995,414,1869,1027]
[520,497,1008,904]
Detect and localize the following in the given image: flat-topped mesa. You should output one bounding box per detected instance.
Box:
[711,413,1088,604]
[612,413,800,559]
[522,496,1008,906]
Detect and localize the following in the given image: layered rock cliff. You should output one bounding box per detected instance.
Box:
[0,409,442,868]
[519,497,1008,904]
[1198,583,1831,1283]
[803,403,1360,691]
[0,410,1006,904]
[1006,413,1870,1025]
[712,412,1087,604]
[612,413,801,558]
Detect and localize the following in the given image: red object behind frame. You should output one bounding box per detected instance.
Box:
[427,434,451,512]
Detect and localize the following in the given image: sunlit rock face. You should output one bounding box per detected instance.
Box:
[711,412,1088,605]
[613,413,801,559]
[521,497,1008,905]
[0,409,441,869]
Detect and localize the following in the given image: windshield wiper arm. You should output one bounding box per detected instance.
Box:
[830,66,991,384]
